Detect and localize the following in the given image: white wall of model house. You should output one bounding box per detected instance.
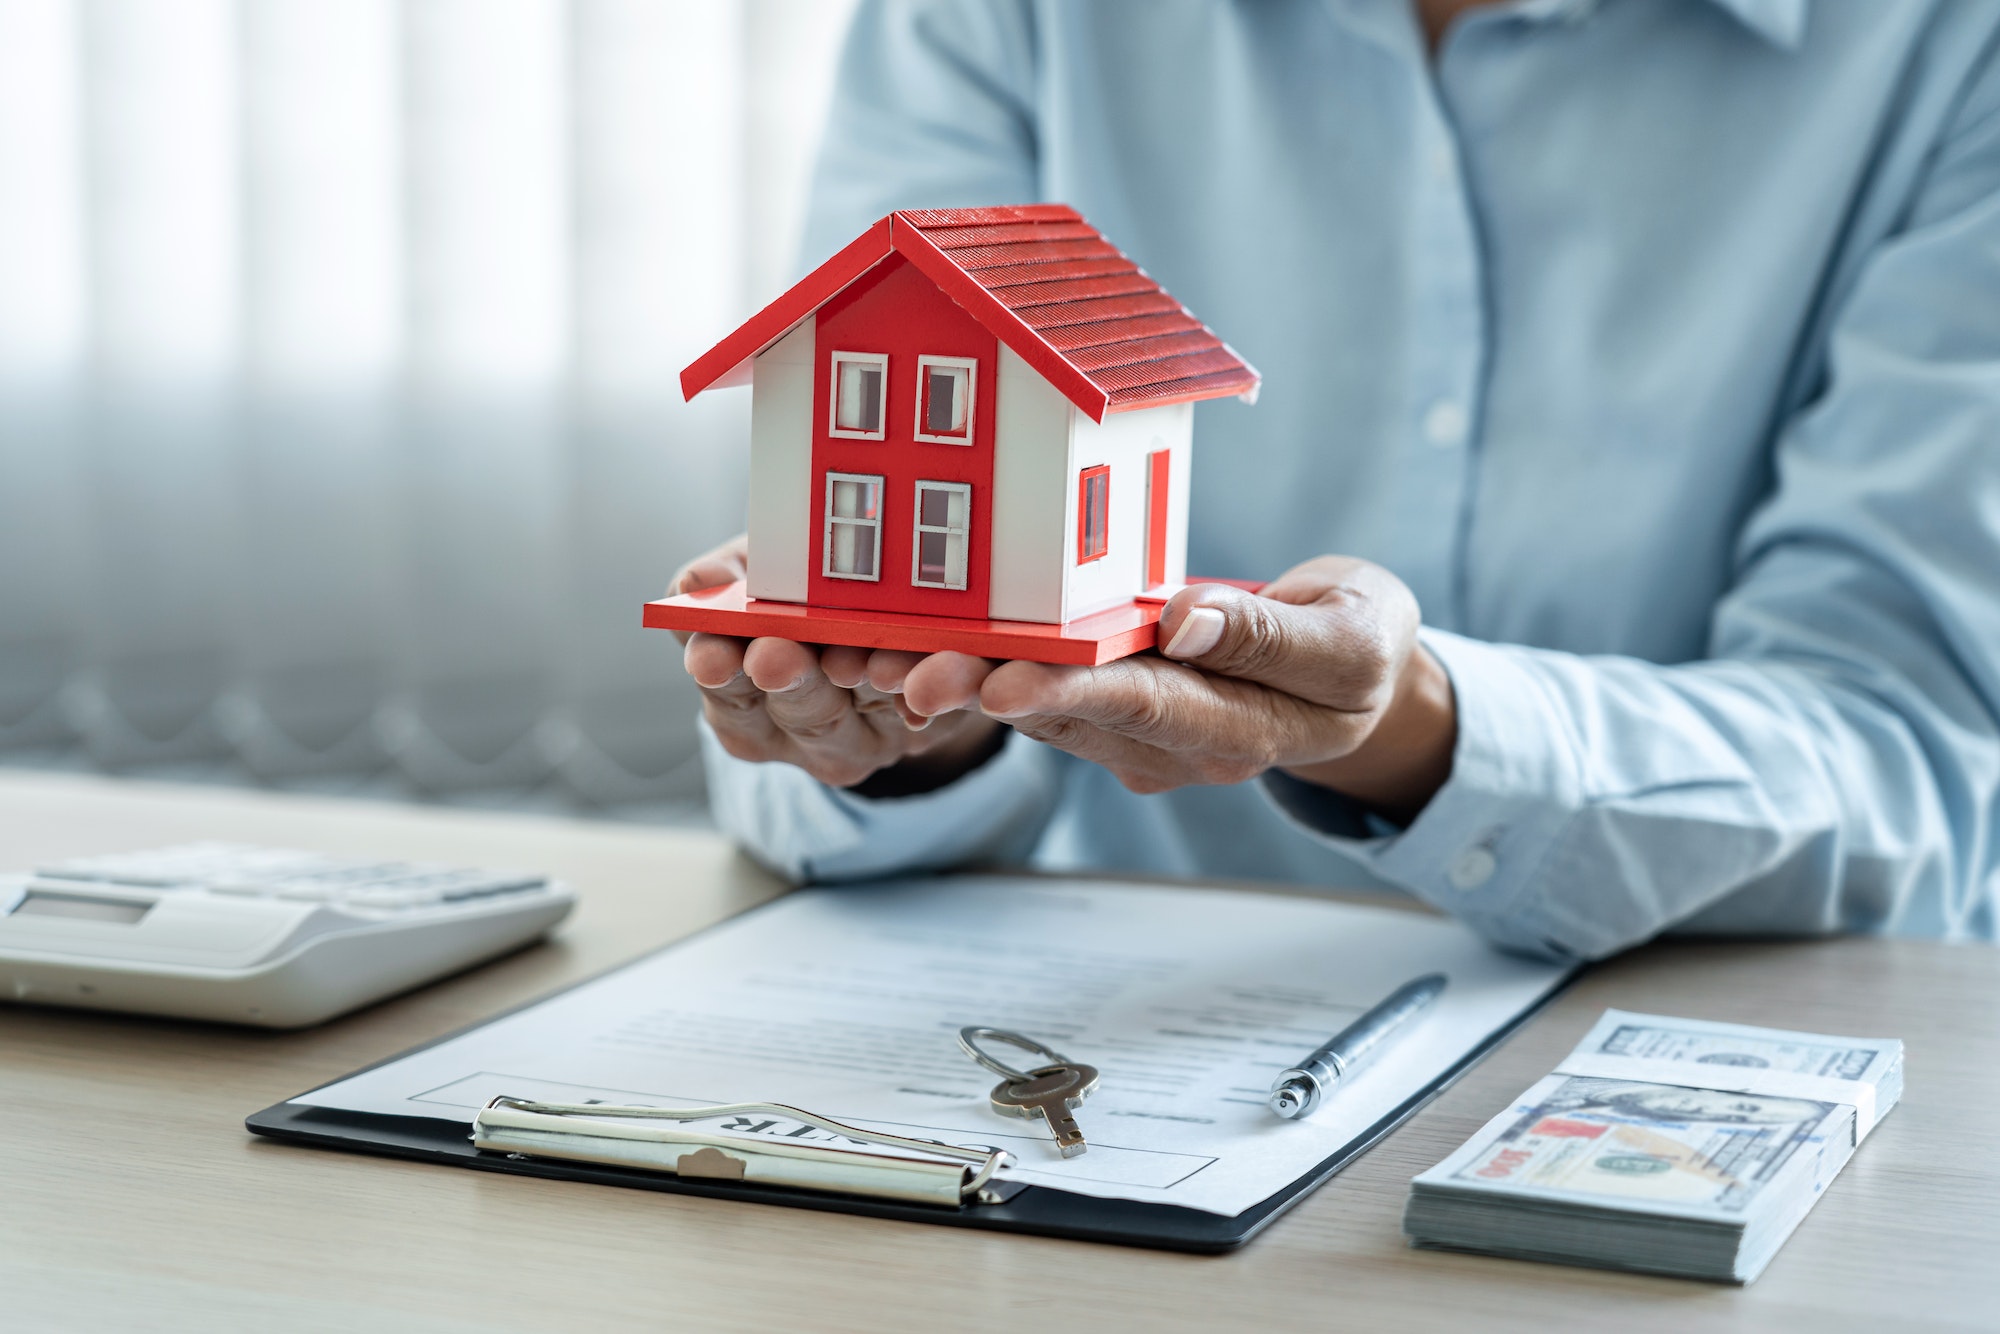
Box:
[745,317,815,603]
[988,344,1192,624]
[1062,397,1190,620]
[744,328,1191,624]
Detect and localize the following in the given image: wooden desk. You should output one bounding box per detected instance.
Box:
[2,770,1993,1332]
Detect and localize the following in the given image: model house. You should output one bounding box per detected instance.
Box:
[649,204,1259,663]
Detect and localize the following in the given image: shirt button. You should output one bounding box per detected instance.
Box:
[1448,847,1497,892]
[1423,399,1469,448]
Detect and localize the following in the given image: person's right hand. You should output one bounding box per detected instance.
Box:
[670,535,1006,792]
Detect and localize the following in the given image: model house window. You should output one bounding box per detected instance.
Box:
[830,353,887,438]
[914,356,975,444]
[824,473,883,579]
[1078,465,1110,563]
[912,481,971,590]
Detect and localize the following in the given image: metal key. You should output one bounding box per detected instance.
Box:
[989,1062,1099,1158]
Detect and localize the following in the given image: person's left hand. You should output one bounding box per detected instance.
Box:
[970,556,1459,822]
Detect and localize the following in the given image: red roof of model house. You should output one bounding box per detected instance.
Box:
[679,205,1260,423]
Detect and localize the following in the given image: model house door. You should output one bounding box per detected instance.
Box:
[1145,449,1171,589]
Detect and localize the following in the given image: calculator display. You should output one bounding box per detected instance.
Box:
[10,892,152,923]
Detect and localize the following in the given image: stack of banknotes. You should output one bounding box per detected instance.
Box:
[1404,1010,1903,1283]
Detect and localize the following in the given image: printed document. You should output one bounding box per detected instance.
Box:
[295,877,1572,1216]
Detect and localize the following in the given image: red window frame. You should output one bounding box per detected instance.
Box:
[1077,464,1110,564]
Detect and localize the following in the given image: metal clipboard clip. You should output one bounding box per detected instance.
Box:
[472,1096,1015,1208]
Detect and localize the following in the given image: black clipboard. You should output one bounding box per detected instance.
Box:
[247,897,1572,1254]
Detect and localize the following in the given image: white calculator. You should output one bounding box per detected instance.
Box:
[0,842,576,1028]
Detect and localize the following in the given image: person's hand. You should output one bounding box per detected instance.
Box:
[670,536,1005,792]
[974,557,1457,821]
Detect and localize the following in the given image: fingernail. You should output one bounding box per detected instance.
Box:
[1163,606,1225,659]
[904,714,932,732]
[767,675,806,694]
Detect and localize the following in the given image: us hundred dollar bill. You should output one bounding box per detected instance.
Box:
[1406,1012,1903,1281]
[1418,1073,1851,1218]
[1573,1010,1900,1084]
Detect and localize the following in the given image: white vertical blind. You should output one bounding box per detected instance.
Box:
[0,0,88,745]
[78,0,240,765]
[560,0,749,801]
[394,0,570,791]
[0,0,857,807]
[234,0,402,778]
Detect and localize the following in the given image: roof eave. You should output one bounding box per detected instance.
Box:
[1103,384,1262,414]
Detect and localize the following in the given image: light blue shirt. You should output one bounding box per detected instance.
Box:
[702,0,2000,959]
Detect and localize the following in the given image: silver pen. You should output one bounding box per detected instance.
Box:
[1268,973,1448,1119]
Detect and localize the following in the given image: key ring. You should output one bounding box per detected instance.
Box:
[958,1026,1072,1083]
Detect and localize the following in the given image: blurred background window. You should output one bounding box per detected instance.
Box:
[0,0,856,820]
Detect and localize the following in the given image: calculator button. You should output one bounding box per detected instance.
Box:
[352,870,453,892]
[442,882,539,902]
[39,843,325,888]
[346,888,443,911]
[27,844,545,916]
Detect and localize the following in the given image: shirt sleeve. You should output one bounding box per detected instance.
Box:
[702,720,1068,882]
[1263,71,2000,961]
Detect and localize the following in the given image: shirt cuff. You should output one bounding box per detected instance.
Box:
[1258,628,1587,958]
[701,718,1063,883]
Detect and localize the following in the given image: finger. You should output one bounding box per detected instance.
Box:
[981,655,1343,765]
[691,641,787,761]
[979,657,1202,742]
[847,679,932,734]
[979,659,1138,726]
[1155,579,1417,712]
[819,644,874,690]
[1005,713,1215,794]
[901,652,1000,718]
[684,632,749,690]
[742,636,862,748]
[666,535,750,645]
[668,533,749,596]
[1251,554,1374,606]
[700,687,786,763]
[898,709,1003,760]
[862,649,929,694]
[741,637,823,695]
[890,696,934,730]
[745,642,902,782]
[688,637,793,756]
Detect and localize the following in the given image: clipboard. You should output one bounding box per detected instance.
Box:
[246,911,1570,1253]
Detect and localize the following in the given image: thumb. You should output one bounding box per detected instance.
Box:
[1156,580,1410,712]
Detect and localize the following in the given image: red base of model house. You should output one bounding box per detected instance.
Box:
[646,577,1264,666]
[646,580,1167,665]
